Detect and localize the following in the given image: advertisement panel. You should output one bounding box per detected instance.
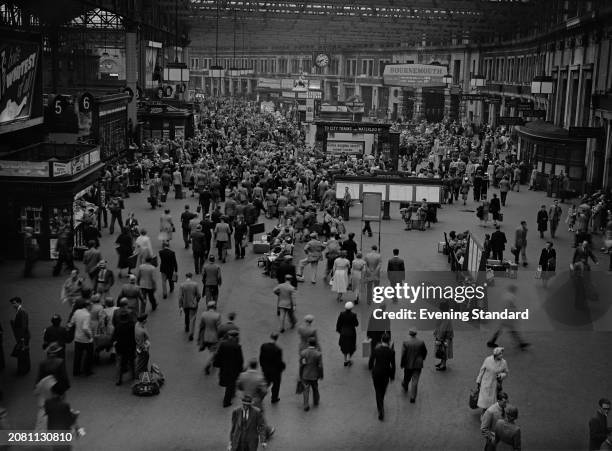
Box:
[281,79,294,90]
[327,141,364,155]
[257,78,281,89]
[0,160,48,177]
[383,64,446,87]
[0,32,43,133]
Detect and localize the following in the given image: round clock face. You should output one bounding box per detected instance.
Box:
[315,53,329,68]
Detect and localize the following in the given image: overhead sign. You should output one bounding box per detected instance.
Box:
[345,96,365,114]
[320,104,348,113]
[281,78,294,90]
[257,78,281,90]
[0,36,41,129]
[383,64,446,88]
[327,141,364,155]
[498,117,525,126]
[461,94,488,101]
[521,109,546,118]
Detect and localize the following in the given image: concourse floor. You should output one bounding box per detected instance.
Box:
[0,185,610,451]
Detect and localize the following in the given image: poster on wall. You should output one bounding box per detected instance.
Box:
[0,32,43,132]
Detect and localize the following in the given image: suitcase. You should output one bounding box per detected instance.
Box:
[253,241,270,254]
[438,242,446,253]
[362,338,372,358]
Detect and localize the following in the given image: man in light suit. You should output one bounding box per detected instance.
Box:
[400,329,428,403]
[179,272,201,340]
[259,333,285,404]
[273,275,297,333]
[300,336,323,411]
[198,301,222,375]
[82,240,102,282]
[386,248,405,303]
[228,395,268,451]
[136,257,157,312]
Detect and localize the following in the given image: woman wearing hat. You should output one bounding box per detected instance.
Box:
[476,347,509,411]
[335,302,359,367]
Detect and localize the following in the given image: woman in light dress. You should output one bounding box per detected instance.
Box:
[476,347,509,411]
[331,251,350,302]
[159,209,174,243]
[350,252,366,304]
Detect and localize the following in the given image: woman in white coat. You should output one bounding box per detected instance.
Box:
[476,347,509,411]
[159,209,174,243]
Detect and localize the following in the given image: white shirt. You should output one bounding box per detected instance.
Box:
[72,308,93,343]
[135,235,153,255]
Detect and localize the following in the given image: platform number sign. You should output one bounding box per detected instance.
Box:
[79,92,94,113]
[52,95,69,116]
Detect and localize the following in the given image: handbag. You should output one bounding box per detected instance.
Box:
[172,273,178,283]
[132,372,160,396]
[469,384,480,409]
[435,341,447,360]
[295,380,305,395]
[11,341,26,358]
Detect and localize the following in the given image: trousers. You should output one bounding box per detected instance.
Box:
[302,379,320,407]
[402,368,422,400]
[372,375,390,414]
[73,341,93,376]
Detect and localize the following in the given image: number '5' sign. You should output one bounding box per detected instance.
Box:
[51,95,69,116]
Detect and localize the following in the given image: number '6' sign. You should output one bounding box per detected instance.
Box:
[79,92,94,113]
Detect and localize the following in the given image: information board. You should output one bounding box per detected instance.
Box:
[362,192,382,221]
[362,184,386,201]
[415,186,441,203]
[327,141,364,155]
[388,184,413,202]
[335,182,360,201]
[383,64,446,87]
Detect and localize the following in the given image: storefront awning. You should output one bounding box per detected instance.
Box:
[516,120,586,143]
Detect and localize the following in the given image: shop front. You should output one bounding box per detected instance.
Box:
[516,120,587,194]
[138,102,194,141]
[0,143,104,260]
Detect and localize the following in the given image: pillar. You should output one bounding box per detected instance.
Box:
[220,77,226,95]
[125,30,138,135]
[228,76,235,96]
[413,87,424,120]
[443,87,451,119]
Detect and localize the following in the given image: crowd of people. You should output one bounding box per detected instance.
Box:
[3,97,611,450]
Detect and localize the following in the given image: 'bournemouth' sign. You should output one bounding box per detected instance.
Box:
[383,64,446,88]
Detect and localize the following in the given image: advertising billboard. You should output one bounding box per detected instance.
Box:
[383,64,446,88]
[0,30,43,134]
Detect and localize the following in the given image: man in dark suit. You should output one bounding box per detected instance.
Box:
[158,241,178,299]
[228,395,268,451]
[490,225,507,261]
[9,297,30,375]
[368,333,395,420]
[191,225,207,274]
[386,249,405,303]
[259,333,285,404]
[214,330,244,407]
[341,232,358,265]
[202,255,222,303]
[589,398,612,450]
[400,329,428,403]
